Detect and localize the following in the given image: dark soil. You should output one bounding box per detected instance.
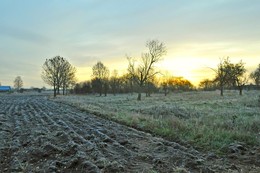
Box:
[0,94,259,172]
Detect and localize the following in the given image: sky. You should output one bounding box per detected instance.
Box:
[0,0,260,88]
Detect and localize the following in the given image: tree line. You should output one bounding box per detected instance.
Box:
[41,40,260,99]
[74,69,194,96]
[199,58,260,95]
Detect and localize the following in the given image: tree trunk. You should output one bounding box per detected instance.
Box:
[54,85,57,97]
[62,86,65,95]
[137,93,141,101]
[164,88,167,96]
[239,86,243,95]
[220,85,224,96]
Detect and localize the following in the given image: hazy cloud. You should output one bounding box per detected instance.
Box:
[0,25,51,44]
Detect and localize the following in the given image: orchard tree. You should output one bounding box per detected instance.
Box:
[235,74,248,95]
[14,76,23,91]
[127,39,166,100]
[92,61,109,96]
[212,57,233,96]
[213,57,247,96]
[250,64,260,87]
[230,60,247,95]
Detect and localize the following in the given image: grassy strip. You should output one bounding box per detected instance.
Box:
[54,91,260,154]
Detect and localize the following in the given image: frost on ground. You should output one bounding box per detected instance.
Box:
[0,94,259,172]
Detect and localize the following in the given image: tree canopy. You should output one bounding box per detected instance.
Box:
[213,57,246,96]
[92,61,109,96]
[14,76,23,91]
[41,56,76,97]
[250,64,260,86]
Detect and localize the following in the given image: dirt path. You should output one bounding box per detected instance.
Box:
[0,94,257,172]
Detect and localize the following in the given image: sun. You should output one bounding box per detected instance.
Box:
[158,57,196,78]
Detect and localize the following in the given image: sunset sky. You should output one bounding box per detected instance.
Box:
[0,0,260,88]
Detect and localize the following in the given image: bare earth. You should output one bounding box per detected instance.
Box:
[0,94,259,172]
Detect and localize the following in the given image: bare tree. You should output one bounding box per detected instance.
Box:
[250,64,260,87]
[127,40,166,100]
[212,57,232,96]
[92,61,109,96]
[230,60,247,95]
[42,56,76,97]
[236,74,248,95]
[61,60,77,95]
[42,56,63,97]
[14,76,23,91]
[213,57,247,96]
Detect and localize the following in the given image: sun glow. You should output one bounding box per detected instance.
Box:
[157,56,216,85]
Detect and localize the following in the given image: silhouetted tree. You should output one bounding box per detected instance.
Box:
[91,78,102,95]
[74,83,82,94]
[14,76,23,91]
[74,81,92,94]
[117,73,135,94]
[250,64,260,88]
[160,72,172,96]
[61,60,77,95]
[199,79,217,91]
[161,81,169,96]
[230,61,247,95]
[212,57,232,96]
[42,56,76,97]
[127,40,166,100]
[213,57,247,96]
[92,61,109,96]
[82,81,92,94]
[168,77,194,91]
[145,80,157,97]
[103,79,109,96]
[110,70,120,95]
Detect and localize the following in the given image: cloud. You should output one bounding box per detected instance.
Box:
[0,25,51,44]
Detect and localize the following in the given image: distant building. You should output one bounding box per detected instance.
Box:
[0,86,12,92]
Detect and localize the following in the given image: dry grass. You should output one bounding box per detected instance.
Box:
[55,90,260,154]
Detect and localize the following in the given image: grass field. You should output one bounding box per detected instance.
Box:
[55,90,260,154]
